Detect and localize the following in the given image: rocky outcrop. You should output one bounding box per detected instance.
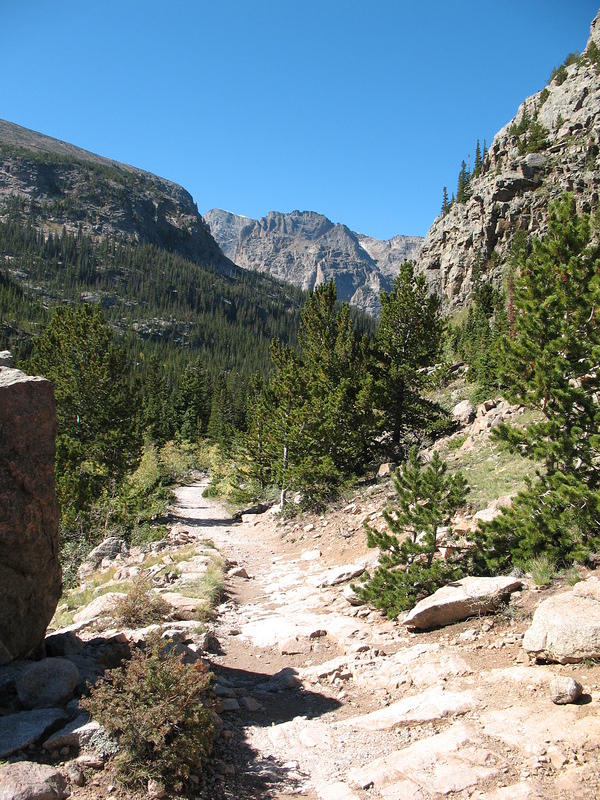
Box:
[417,11,600,309]
[0,362,61,663]
[0,118,227,268]
[205,208,423,315]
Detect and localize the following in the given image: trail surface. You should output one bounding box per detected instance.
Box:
[170,480,600,800]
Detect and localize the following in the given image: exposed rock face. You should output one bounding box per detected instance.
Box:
[0,118,226,268]
[205,208,423,315]
[417,11,600,309]
[0,363,61,663]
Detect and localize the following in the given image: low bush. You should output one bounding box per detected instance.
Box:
[113,576,171,628]
[82,635,215,790]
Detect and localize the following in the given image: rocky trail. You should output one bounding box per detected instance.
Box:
[3,472,600,800]
[169,481,600,800]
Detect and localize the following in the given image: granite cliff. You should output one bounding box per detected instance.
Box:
[205,208,423,316]
[418,11,600,309]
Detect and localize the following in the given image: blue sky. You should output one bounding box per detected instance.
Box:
[1,1,598,238]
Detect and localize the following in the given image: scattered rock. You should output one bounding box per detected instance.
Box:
[309,629,328,639]
[80,537,128,573]
[229,566,249,578]
[0,761,68,800]
[403,576,523,630]
[0,708,68,758]
[72,592,127,625]
[43,714,100,750]
[16,657,79,709]
[314,562,367,588]
[377,462,395,478]
[549,676,583,705]
[219,697,240,712]
[342,584,364,606]
[147,778,167,799]
[452,399,476,426]
[523,577,600,663]
[240,696,263,712]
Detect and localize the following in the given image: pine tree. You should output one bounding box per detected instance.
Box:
[473,139,482,177]
[28,305,140,520]
[456,160,471,203]
[356,448,468,618]
[475,195,600,571]
[441,186,450,215]
[375,261,444,453]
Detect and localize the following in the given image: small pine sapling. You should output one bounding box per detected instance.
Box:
[356,448,468,618]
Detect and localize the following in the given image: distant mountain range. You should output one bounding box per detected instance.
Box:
[205,208,423,316]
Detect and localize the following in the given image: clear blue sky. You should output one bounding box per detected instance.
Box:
[1,1,598,238]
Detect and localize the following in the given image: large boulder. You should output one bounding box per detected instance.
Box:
[403,576,523,630]
[0,365,61,664]
[523,577,600,663]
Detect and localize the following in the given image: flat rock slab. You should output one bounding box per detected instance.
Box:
[480,703,600,755]
[523,577,600,663]
[0,708,68,758]
[403,576,523,630]
[348,723,502,795]
[338,686,475,731]
[0,761,68,800]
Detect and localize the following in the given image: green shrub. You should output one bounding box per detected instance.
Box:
[113,576,171,628]
[82,635,215,790]
[526,554,556,586]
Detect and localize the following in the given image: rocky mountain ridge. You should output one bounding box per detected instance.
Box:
[417,10,600,310]
[0,119,227,268]
[205,208,423,315]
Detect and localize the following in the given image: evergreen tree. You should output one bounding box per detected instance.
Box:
[473,139,482,177]
[173,357,210,441]
[375,261,444,453]
[28,304,140,520]
[476,195,600,571]
[441,186,450,215]
[357,448,468,617]
[456,160,471,203]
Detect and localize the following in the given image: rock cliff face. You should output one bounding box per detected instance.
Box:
[0,119,227,267]
[418,11,600,309]
[0,357,61,663]
[205,208,423,315]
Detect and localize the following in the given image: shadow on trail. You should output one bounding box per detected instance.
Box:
[157,513,236,528]
[210,661,342,799]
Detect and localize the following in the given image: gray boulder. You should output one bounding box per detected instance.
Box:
[0,761,68,800]
[523,577,600,663]
[403,576,523,630]
[16,657,79,709]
